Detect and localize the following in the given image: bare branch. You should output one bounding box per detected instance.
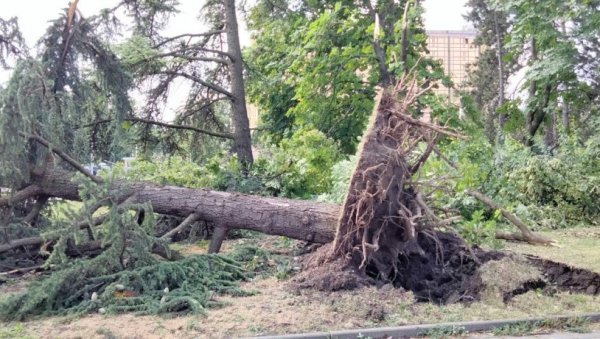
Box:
[161,71,235,98]
[139,51,229,65]
[83,117,234,139]
[161,213,200,241]
[154,30,225,48]
[19,132,102,184]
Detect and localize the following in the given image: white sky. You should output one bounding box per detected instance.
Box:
[1,0,469,51]
[0,0,469,88]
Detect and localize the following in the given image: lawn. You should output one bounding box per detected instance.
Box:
[1,227,599,338]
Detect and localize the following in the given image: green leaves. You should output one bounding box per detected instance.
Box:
[246,0,446,155]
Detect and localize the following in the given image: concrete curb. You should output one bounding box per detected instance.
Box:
[250,313,600,339]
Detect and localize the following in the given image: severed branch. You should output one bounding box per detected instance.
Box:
[468,190,553,245]
[23,196,49,226]
[431,147,553,245]
[208,224,229,254]
[0,185,42,208]
[161,213,200,241]
[20,132,101,184]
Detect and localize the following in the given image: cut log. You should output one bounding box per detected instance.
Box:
[33,168,339,244]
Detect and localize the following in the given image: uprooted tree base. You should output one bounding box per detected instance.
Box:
[293,78,597,304]
[294,233,600,303]
[296,79,484,303]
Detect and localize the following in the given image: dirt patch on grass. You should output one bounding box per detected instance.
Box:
[294,231,503,304]
[505,227,600,273]
[530,255,600,295]
[294,230,600,307]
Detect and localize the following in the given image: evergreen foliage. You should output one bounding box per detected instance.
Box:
[0,175,248,320]
[0,9,133,189]
[0,17,26,69]
[0,254,247,320]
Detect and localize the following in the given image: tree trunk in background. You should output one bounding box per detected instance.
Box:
[494,11,506,129]
[35,169,337,244]
[544,109,556,149]
[224,0,254,168]
[562,102,570,132]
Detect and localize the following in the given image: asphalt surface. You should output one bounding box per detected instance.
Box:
[477,332,600,339]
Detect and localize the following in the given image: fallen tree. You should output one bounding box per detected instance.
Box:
[0,167,339,256]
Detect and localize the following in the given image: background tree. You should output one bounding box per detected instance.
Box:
[112,0,253,167]
[464,0,512,143]
[245,0,452,155]
[481,0,600,147]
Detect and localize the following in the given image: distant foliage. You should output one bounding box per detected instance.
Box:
[317,155,357,204]
[117,129,341,198]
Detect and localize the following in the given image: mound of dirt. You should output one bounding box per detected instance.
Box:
[293,232,600,305]
[295,231,496,303]
[527,255,600,295]
[385,231,500,303]
[293,244,374,292]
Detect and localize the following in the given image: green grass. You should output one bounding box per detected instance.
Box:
[421,325,468,338]
[492,317,591,336]
[0,323,35,339]
[504,227,600,273]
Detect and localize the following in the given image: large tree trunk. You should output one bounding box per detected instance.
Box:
[34,169,337,244]
[224,0,254,168]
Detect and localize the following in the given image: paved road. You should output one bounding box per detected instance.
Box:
[477,331,600,339]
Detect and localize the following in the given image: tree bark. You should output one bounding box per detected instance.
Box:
[494,11,506,128]
[35,169,338,244]
[224,0,254,168]
[208,225,229,253]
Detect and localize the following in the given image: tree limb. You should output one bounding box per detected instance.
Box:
[153,30,226,49]
[161,71,234,98]
[23,196,49,225]
[161,213,200,241]
[20,132,101,184]
[432,146,553,245]
[467,190,553,245]
[139,51,229,65]
[0,185,43,208]
[83,117,234,139]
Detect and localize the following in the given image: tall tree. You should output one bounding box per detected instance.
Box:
[113,0,254,168]
[246,0,451,155]
[464,0,512,143]
[488,0,600,147]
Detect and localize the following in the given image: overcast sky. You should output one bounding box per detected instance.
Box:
[2,0,469,48]
[0,0,469,86]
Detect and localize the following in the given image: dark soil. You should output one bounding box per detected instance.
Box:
[295,231,600,305]
[527,255,600,296]
[381,231,500,303]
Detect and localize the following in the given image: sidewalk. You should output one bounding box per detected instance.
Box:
[478,332,600,339]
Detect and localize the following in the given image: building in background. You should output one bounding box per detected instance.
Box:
[426,30,480,103]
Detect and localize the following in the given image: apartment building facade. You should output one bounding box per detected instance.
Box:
[426,30,480,102]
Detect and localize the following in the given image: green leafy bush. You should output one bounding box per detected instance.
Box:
[114,129,341,199]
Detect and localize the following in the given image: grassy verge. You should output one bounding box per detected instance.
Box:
[504,227,600,273]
